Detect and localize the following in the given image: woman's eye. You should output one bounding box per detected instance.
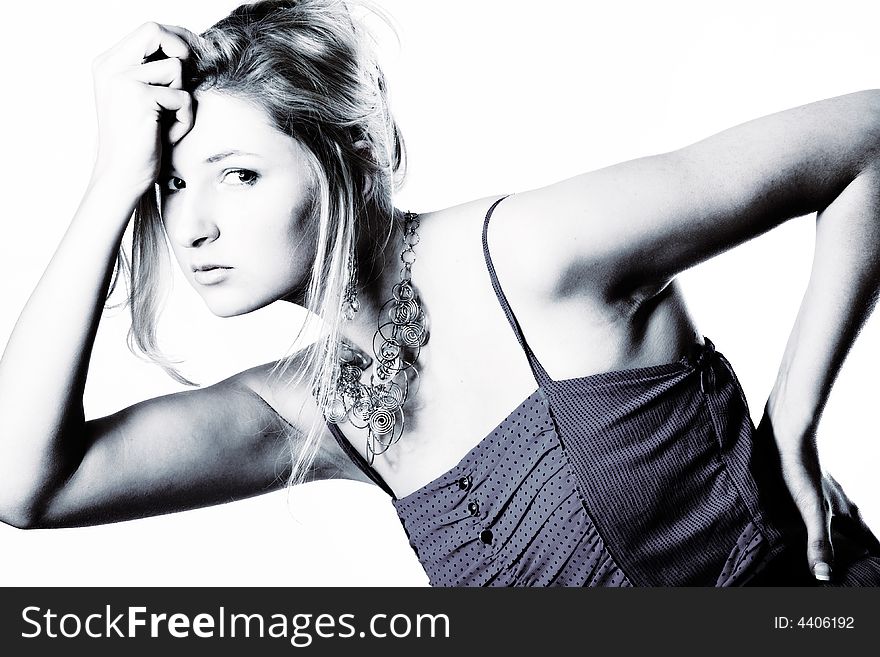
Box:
[163,176,186,192]
[222,169,259,186]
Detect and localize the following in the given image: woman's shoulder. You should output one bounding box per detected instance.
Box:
[419,191,607,303]
[414,193,554,302]
[423,184,675,310]
[233,350,321,435]
[232,354,376,486]
[415,193,509,229]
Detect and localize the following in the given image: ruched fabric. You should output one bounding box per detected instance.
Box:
[391,391,630,586]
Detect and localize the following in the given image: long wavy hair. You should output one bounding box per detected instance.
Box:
[108,0,407,488]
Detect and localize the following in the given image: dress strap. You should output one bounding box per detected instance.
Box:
[252,389,396,498]
[481,194,554,389]
[327,422,397,499]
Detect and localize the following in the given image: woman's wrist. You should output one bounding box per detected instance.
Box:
[765,377,821,454]
[81,169,150,233]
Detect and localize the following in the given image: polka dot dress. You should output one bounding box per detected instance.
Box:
[391,390,631,587]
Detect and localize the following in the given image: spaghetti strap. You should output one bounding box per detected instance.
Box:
[253,389,396,497]
[481,194,554,390]
[327,422,397,499]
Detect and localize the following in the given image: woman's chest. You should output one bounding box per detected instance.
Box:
[372,264,701,498]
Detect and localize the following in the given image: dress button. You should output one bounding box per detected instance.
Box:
[457,475,471,491]
[467,501,480,516]
[479,529,493,544]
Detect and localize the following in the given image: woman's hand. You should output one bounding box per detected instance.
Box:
[767,416,835,581]
[757,401,880,583]
[90,22,196,196]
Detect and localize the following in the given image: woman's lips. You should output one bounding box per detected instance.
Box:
[192,266,232,286]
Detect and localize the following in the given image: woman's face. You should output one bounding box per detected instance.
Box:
[160,90,316,317]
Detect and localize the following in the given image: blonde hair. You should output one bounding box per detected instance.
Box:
[108,0,407,488]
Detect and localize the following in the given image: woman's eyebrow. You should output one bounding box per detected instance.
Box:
[204,149,262,163]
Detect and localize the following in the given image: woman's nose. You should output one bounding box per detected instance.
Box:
[183,222,220,248]
[165,197,220,249]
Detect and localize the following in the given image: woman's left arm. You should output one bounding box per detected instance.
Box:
[496,89,880,303]
[495,89,880,581]
[762,161,880,582]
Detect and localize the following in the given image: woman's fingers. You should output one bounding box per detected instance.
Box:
[98,22,194,71]
[125,22,192,64]
[90,21,199,190]
[150,87,194,144]
[131,57,185,89]
[823,473,854,517]
[778,443,834,581]
[797,478,834,580]
[823,473,880,553]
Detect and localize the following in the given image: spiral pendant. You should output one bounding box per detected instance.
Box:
[319,211,424,464]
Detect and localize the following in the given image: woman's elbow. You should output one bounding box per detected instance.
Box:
[0,482,53,530]
[0,505,41,530]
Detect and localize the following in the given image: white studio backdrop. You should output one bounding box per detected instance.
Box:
[1,0,879,586]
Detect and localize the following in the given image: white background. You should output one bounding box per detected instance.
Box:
[1,0,879,586]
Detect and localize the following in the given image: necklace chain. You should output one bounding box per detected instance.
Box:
[320,212,426,464]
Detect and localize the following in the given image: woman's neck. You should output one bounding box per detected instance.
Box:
[342,208,408,359]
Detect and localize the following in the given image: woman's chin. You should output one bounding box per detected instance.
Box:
[192,282,304,317]
[200,294,271,318]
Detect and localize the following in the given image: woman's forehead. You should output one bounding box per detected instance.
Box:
[170,90,304,168]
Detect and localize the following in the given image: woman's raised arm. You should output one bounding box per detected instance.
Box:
[6,361,367,529]
[760,161,880,580]
[0,22,196,526]
[492,89,880,303]
[0,22,372,529]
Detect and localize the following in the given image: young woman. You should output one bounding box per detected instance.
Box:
[1,0,879,586]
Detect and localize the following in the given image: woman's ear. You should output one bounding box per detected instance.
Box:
[353,139,374,197]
